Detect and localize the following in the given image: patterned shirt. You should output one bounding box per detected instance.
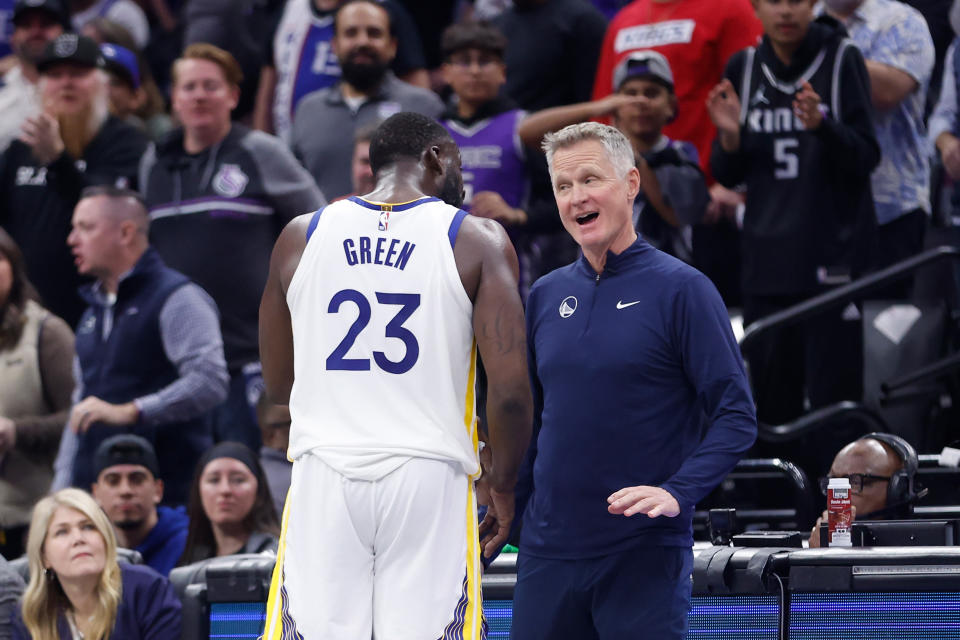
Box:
[817,0,934,224]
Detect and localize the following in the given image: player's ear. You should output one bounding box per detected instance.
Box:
[422,145,444,178]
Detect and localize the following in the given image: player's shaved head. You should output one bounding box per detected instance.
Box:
[369,112,454,175]
[79,185,150,234]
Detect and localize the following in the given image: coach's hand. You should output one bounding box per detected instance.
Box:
[607,485,680,518]
[478,486,514,558]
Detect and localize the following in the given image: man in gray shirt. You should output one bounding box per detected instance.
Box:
[291,0,443,200]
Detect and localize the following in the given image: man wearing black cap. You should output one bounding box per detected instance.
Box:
[90,434,189,576]
[0,0,68,152]
[0,32,148,327]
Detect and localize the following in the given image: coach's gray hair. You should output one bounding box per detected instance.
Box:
[542,122,636,182]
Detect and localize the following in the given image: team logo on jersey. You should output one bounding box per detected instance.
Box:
[559,296,578,318]
[212,164,249,198]
[750,86,769,106]
[378,210,390,231]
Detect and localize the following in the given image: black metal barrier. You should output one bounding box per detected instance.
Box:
[169,544,960,639]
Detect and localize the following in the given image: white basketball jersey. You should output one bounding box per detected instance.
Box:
[286,196,480,481]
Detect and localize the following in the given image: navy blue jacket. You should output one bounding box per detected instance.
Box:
[518,238,757,557]
[136,506,189,577]
[72,249,212,504]
[11,564,182,639]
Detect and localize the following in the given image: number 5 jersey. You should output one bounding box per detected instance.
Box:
[285,196,480,481]
[710,16,880,297]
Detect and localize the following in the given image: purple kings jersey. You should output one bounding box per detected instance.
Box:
[443,109,527,212]
[273,0,341,144]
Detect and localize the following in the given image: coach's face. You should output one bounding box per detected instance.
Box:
[551,140,639,258]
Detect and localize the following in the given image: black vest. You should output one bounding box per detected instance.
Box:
[73,248,212,504]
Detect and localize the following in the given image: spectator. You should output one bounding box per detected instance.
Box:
[819,0,935,290]
[254,0,430,142]
[69,0,149,50]
[592,0,762,305]
[12,488,182,640]
[439,21,537,289]
[79,18,173,141]
[0,228,74,560]
[496,0,607,112]
[178,442,280,565]
[52,186,229,506]
[90,435,189,576]
[707,2,879,425]
[493,0,608,283]
[330,122,379,201]
[592,0,759,181]
[903,0,953,116]
[140,43,323,451]
[291,0,443,201]
[931,30,960,225]
[519,50,708,265]
[0,33,148,328]
[0,0,68,153]
[99,43,145,122]
[0,0,13,61]
[808,432,926,547]
[256,398,290,518]
[0,554,25,640]
[350,123,376,195]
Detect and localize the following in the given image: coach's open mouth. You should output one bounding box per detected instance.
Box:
[576,212,599,225]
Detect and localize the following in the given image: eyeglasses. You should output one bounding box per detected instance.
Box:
[819,474,891,496]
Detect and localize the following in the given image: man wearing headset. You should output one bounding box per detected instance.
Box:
[808,432,926,547]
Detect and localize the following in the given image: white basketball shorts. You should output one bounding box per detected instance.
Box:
[262,453,486,639]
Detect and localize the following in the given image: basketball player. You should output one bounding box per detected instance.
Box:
[259,111,532,639]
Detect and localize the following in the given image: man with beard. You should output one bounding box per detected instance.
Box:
[291,0,443,201]
[0,0,68,153]
[253,0,429,143]
[90,434,189,576]
[0,33,147,327]
[259,112,532,638]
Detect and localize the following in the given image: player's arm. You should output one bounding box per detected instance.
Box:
[259,214,311,404]
[455,216,533,555]
[458,216,532,489]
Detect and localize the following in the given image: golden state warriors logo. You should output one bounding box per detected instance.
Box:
[559,296,577,318]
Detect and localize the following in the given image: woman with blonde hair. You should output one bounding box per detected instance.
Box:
[12,488,182,640]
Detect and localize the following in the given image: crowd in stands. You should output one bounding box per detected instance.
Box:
[0,0,957,634]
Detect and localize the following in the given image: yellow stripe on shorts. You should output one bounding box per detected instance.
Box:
[262,489,301,639]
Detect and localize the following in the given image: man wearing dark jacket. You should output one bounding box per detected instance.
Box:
[708,0,880,424]
[91,434,189,576]
[140,43,323,451]
[513,122,756,640]
[0,33,147,327]
[53,185,229,506]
